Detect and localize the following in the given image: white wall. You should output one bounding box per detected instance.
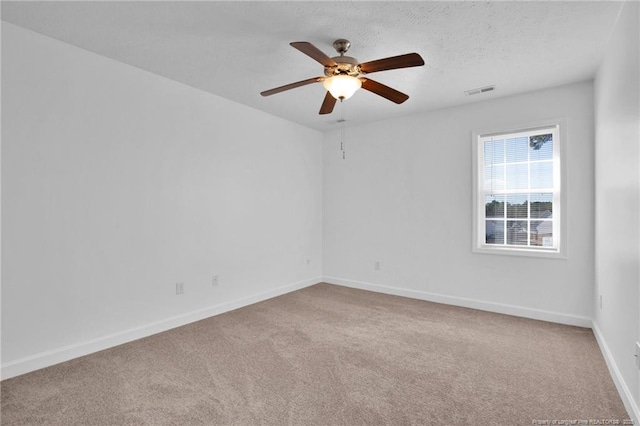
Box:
[1,23,323,377]
[323,81,595,325]
[594,0,640,420]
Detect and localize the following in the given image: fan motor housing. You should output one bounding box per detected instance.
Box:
[324,56,361,77]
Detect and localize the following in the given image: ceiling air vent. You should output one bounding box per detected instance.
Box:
[464,85,495,96]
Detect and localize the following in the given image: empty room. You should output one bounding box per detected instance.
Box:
[1,1,639,424]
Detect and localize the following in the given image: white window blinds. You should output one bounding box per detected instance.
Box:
[475,125,561,255]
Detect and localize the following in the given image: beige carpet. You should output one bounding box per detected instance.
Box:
[1,283,630,425]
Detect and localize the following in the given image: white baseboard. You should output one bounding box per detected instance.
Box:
[323,276,592,328]
[1,276,322,380]
[592,321,639,424]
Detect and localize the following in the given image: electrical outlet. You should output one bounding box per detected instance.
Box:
[306,258,311,266]
[176,282,184,295]
[212,275,218,287]
[374,261,381,271]
[635,342,640,369]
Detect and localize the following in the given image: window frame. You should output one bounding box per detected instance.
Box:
[471,119,567,259]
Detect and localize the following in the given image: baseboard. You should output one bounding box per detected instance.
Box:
[591,321,640,424]
[1,276,322,380]
[323,276,592,328]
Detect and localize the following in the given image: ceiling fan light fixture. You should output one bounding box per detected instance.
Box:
[261,40,424,114]
[323,75,362,100]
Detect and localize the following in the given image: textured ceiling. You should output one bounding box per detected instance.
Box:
[1,1,623,131]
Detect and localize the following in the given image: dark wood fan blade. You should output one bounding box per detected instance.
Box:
[359,53,424,74]
[319,91,337,115]
[360,78,409,104]
[290,42,337,67]
[260,77,323,97]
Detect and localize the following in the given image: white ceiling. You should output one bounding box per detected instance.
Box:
[1,1,623,131]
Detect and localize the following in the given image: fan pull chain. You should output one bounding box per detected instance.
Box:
[340,100,346,160]
[341,123,345,160]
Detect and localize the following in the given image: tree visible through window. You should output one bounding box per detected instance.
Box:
[475,125,560,254]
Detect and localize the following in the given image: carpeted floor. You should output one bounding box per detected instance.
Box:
[1,283,630,425]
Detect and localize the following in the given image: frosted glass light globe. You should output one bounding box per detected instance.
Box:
[323,75,362,100]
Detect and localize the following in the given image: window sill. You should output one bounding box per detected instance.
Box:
[473,245,566,259]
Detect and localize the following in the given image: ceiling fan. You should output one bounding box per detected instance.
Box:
[260,39,425,115]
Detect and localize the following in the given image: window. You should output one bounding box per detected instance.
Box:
[473,123,564,258]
